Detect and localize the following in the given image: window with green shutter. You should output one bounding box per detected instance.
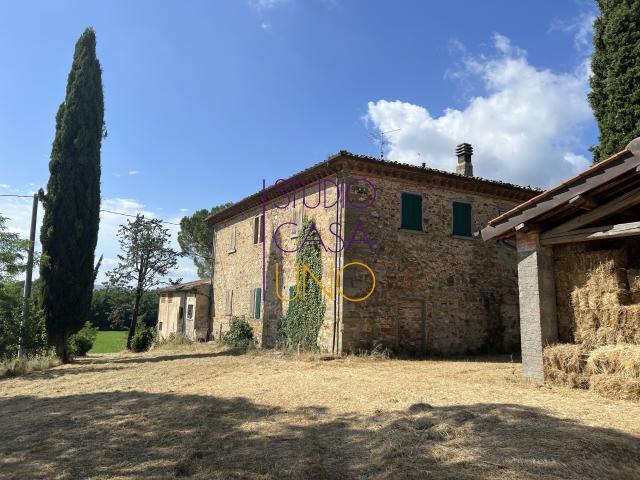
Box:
[400,193,423,231]
[452,202,472,237]
[254,287,262,319]
[289,285,297,303]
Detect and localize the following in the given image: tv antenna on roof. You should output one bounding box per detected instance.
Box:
[369,128,400,159]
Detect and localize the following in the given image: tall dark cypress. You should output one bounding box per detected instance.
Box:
[40,28,104,362]
[588,0,640,161]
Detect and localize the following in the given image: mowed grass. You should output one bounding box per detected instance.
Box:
[1,345,640,479]
[89,330,127,354]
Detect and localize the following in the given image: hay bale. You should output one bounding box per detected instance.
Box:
[545,367,589,389]
[543,344,589,388]
[589,374,640,401]
[627,269,640,303]
[586,344,640,378]
[574,305,640,347]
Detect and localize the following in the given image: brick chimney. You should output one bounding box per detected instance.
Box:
[456,143,473,177]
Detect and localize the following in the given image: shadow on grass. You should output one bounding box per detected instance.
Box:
[1,391,638,480]
[76,348,246,366]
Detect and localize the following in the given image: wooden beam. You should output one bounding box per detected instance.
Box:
[569,194,598,210]
[543,186,640,236]
[515,222,541,233]
[541,220,640,245]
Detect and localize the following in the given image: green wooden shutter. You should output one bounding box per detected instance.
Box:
[401,193,422,231]
[452,202,472,237]
[289,285,296,303]
[254,288,262,319]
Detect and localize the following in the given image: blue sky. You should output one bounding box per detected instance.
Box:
[0,0,599,281]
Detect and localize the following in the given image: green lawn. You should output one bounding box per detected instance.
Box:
[89,330,128,354]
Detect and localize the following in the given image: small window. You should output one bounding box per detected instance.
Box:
[228,225,236,253]
[250,287,262,319]
[290,206,304,238]
[452,201,472,237]
[224,290,233,316]
[178,306,184,320]
[253,215,265,244]
[158,321,163,331]
[400,193,423,231]
[187,304,194,319]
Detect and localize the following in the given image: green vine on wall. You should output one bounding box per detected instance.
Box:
[278,217,326,350]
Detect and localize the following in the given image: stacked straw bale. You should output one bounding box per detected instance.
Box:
[544,248,640,400]
[543,343,589,388]
[571,260,640,348]
[586,344,640,400]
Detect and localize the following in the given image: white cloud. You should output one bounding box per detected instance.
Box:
[551,11,596,51]
[179,208,189,213]
[128,170,139,176]
[249,0,289,10]
[0,184,10,189]
[366,33,594,188]
[261,22,272,31]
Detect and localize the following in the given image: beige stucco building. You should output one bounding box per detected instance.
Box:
[156,279,211,341]
[208,146,537,355]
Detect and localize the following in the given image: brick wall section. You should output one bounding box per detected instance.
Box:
[211,177,345,349]
[341,168,523,354]
[516,230,558,383]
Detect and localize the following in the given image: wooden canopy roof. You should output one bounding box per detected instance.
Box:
[481,137,640,245]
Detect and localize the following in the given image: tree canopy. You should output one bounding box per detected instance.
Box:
[178,203,232,278]
[106,215,180,349]
[39,28,104,362]
[588,0,640,161]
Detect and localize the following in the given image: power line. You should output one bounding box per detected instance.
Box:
[100,209,181,226]
[1,194,181,226]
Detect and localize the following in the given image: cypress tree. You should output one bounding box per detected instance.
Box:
[39,28,104,362]
[588,0,640,161]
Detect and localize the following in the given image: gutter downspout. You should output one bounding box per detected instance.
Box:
[329,163,342,355]
[208,226,216,341]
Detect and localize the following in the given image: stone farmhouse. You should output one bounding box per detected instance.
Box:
[207,145,537,355]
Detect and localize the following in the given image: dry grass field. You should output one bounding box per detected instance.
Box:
[1,345,640,480]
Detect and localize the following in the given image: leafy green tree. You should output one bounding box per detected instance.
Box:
[90,287,159,330]
[106,215,180,349]
[178,203,232,278]
[39,28,104,362]
[589,0,640,161]
[0,215,28,281]
[0,217,46,359]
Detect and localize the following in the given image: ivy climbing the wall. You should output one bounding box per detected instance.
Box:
[278,217,326,350]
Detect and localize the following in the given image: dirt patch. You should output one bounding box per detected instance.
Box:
[1,346,640,479]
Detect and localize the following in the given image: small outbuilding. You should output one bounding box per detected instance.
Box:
[157,279,212,341]
[482,137,640,383]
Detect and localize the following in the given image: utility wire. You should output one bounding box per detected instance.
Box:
[1,195,181,226]
[100,209,181,226]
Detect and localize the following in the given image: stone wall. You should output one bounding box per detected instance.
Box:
[341,168,523,355]
[211,176,345,350]
[211,165,529,355]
